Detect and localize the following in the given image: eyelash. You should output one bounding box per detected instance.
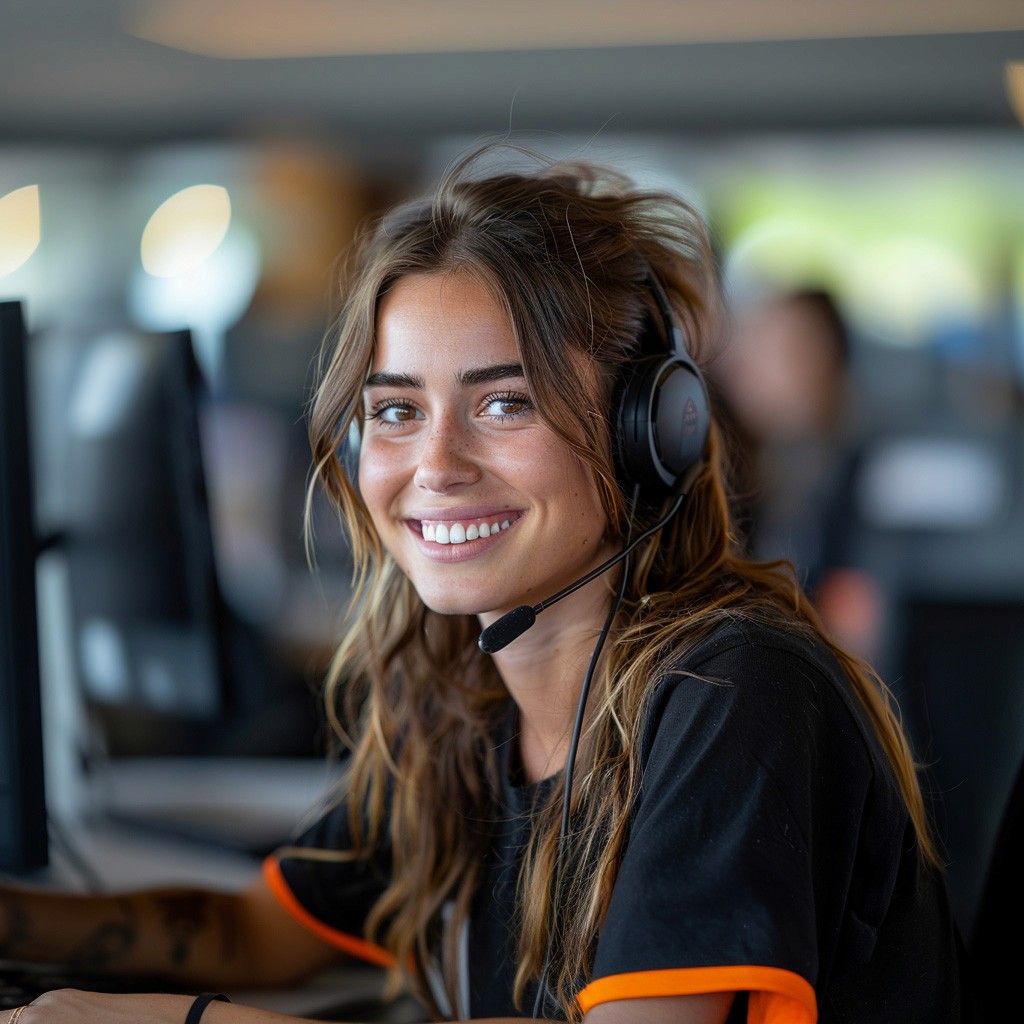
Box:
[365,391,534,427]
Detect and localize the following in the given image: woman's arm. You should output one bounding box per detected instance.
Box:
[0,872,342,991]
[3,991,735,1024]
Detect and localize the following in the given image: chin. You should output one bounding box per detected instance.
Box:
[417,589,505,620]
[415,590,481,616]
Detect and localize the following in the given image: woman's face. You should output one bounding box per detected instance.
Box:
[358,271,614,625]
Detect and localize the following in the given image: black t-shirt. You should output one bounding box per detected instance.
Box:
[265,618,966,1021]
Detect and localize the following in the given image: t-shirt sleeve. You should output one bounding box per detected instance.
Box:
[579,636,868,1022]
[263,800,394,967]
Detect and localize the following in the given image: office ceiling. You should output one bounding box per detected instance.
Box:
[0,1,1022,156]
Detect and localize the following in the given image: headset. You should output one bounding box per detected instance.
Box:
[613,272,710,505]
[478,272,710,654]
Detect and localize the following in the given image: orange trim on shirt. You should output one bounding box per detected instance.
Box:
[262,855,395,969]
[576,964,817,1023]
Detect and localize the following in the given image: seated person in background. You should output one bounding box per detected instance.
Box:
[0,146,969,1023]
[718,287,883,661]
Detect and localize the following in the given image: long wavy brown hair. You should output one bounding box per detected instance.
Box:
[304,145,939,1021]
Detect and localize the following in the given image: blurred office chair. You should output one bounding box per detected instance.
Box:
[894,597,1024,936]
[968,745,1023,1021]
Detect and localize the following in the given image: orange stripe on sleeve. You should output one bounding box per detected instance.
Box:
[262,854,395,969]
[576,964,816,1023]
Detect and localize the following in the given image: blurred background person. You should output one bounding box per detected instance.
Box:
[718,286,883,661]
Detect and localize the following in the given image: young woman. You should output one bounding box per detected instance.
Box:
[1,147,969,1024]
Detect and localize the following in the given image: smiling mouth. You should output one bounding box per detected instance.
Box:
[418,513,519,546]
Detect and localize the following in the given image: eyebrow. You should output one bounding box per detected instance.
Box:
[363,362,526,389]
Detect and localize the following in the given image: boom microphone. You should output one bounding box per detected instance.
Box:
[477,492,686,654]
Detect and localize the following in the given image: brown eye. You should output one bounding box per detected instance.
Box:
[482,391,533,420]
[370,401,423,425]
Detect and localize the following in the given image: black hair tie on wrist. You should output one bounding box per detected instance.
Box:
[184,992,230,1024]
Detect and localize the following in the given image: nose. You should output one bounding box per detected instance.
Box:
[413,416,481,493]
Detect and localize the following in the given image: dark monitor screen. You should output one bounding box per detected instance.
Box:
[29,322,231,757]
[0,300,48,872]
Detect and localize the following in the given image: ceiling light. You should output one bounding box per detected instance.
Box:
[0,185,41,278]
[141,184,231,277]
[1007,61,1024,127]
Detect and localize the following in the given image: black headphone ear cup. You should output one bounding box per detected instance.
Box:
[339,419,362,489]
[615,354,710,502]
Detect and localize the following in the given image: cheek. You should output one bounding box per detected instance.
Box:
[357,445,406,518]
[543,457,608,536]
[358,453,413,571]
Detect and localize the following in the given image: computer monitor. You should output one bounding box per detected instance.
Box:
[29,321,231,758]
[24,319,335,857]
[0,300,48,872]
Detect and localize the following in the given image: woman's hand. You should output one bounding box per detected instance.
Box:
[4,992,195,1024]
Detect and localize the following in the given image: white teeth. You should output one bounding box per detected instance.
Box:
[420,516,515,545]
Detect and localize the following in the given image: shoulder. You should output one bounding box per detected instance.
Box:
[638,615,884,785]
[673,614,843,681]
[625,616,906,894]
[651,615,845,707]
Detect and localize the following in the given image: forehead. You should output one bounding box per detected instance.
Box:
[372,272,519,372]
